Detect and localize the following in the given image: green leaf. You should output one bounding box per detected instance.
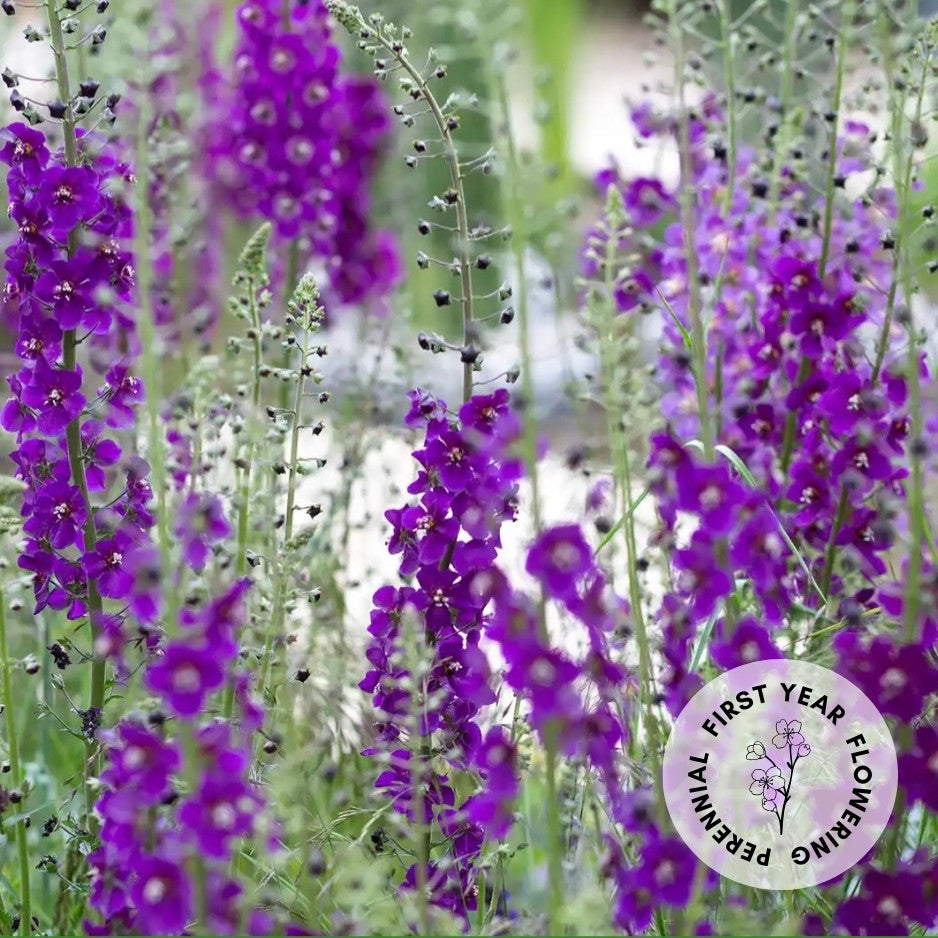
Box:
[594,486,650,555]
[689,605,722,672]
[655,288,693,351]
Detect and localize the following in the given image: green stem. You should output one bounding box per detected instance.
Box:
[278,240,300,411]
[596,202,660,786]
[369,29,476,403]
[717,0,738,216]
[490,65,565,934]
[878,0,923,873]
[132,85,174,636]
[666,0,714,461]
[45,0,106,832]
[235,277,264,579]
[222,271,264,722]
[767,0,799,222]
[258,301,312,699]
[819,486,849,599]
[0,588,31,936]
[778,2,852,480]
[817,0,853,282]
[180,724,208,926]
[871,11,927,386]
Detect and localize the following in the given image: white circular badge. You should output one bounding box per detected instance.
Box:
[662,660,898,890]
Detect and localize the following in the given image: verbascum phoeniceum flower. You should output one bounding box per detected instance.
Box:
[201,0,401,307]
[584,98,938,715]
[583,67,938,931]
[362,386,658,930]
[1,120,156,674]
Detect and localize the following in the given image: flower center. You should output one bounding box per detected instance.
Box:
[52,501,71,520]
[880,667,907,690]
[287,137,313,165]
[53,184,75,204]
[877,897,901,919]
[700,485,722,509]
[47,388,64,406]
[530,658,556,685]
[172,664,201,693]
[143,877,167,904]
[249,100,276,126]
[270,48,295,73]
[211,803,236,828]
[550,541,580,571]
[124,746,146,769]
[304,81,328,105]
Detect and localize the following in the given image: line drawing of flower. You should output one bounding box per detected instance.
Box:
[745,718,812,834]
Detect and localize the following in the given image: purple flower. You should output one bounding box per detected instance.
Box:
[525,524,594,601]
[178,774,260,860]
[710,617,783,668]
[374,750,455,824]
[0,122,50,184]
[23,479,86,548]
[174,492,231,570]
[465,728,518,839]
[80,420,122,491]
[129,856,193,935]
[82,530,137,600]
[38,164,102,237]
[33,257,94,329]
[673,532,734,618]
[100,723,180,804]
[898,726,938,811]
[144,642,226,718]
[99,364,145,428]
[18,360,85,435]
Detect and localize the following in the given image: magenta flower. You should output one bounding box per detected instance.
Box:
[178,775,260,860]
[173,492,231,570]
[465,727,518,839]
[38,164,102,236]
[100,723,180,805]
[525,524,594,601]
[18,360,86,435]
[0,122,50,184]
[144,643,226,718]
[82,530,137,600]
[129,856,193,935]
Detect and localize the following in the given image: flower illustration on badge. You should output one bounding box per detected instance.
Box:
[745,719,811,834]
